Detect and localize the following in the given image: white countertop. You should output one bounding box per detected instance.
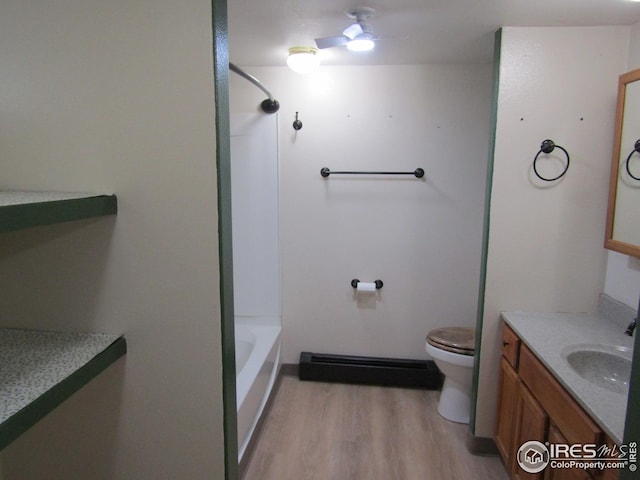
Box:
[501,311,634,444]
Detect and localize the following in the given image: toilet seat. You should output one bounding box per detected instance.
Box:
[426,327,475,356]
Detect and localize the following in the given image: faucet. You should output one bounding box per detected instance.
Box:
[626,318,637,336]
[626,291,640,336]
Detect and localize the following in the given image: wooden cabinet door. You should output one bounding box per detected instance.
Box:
[599,435,620,480]
[496,357,520,470]
[512,381,548,480]
[545,424,592,480]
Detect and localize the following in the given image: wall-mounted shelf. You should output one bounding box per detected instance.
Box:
[0,329,126,450]
[0,191,117,233]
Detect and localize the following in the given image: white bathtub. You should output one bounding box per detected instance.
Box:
[235,322,281,462]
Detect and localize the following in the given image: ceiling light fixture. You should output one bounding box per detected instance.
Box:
[286,46,320,74]
[347,34,375,52]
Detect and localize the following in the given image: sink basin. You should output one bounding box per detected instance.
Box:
[562,344,632,395]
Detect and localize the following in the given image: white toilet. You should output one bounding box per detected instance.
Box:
[425,327,476,424]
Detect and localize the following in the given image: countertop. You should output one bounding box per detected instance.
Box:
[501,311,634,444]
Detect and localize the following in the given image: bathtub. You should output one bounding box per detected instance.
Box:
[235,322,281,462]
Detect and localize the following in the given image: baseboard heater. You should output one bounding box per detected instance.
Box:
[298,352,442,389]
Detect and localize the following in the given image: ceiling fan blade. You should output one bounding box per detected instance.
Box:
[370,33,410,42]
[314,35,349,49]
[342,23,364,40]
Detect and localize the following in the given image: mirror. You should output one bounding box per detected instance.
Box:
[605,67,640,258]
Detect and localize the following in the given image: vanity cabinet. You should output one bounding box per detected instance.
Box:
[495,324,618,480]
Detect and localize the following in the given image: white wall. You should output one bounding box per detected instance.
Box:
[630,20,640,68]
[475,27,629,437]
[231,64,492,364]
[604,20,640,310]
[0,2,225,479]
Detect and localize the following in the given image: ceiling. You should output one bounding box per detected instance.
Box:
[228,0,640,66]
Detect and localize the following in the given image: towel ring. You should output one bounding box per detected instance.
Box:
[625,139,640,181]
[533,139,570,182]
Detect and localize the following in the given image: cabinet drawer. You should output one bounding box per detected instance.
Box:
[519,344,601,446]
[502,324,521,368]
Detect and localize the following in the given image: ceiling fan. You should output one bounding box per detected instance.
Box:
[314,7,381,52]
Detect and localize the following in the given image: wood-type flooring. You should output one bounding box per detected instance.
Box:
[243,375,509,480]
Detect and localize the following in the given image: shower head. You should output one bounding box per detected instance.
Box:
[261,99,280,114]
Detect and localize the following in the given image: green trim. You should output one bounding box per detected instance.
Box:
[0,336,126,451]
[211,1,238,479]
[621,324,640,480]
[470,28,502,434]
[0,194,117,233]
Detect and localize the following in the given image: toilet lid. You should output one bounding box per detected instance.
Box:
[426,327,475,356]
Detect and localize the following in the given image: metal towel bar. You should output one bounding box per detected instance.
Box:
[321,167,424,178]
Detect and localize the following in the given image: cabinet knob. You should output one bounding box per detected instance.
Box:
[503,341,509,347]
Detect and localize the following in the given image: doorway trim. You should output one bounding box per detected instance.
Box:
[211,0,238,479]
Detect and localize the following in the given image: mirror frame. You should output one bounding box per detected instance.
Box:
[605,67,640,258]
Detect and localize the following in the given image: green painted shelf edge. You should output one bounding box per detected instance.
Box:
[0,335,126,451]
[0,194,117,233]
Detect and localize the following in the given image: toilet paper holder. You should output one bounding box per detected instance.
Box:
[351,279,383,289]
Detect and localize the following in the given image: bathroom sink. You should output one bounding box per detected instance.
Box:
[562,344,632,395]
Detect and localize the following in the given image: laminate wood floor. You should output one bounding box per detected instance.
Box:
[242,376,509,480]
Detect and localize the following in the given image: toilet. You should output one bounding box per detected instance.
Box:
[425,327,476,424]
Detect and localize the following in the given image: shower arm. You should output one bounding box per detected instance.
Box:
[229,62,280,113]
